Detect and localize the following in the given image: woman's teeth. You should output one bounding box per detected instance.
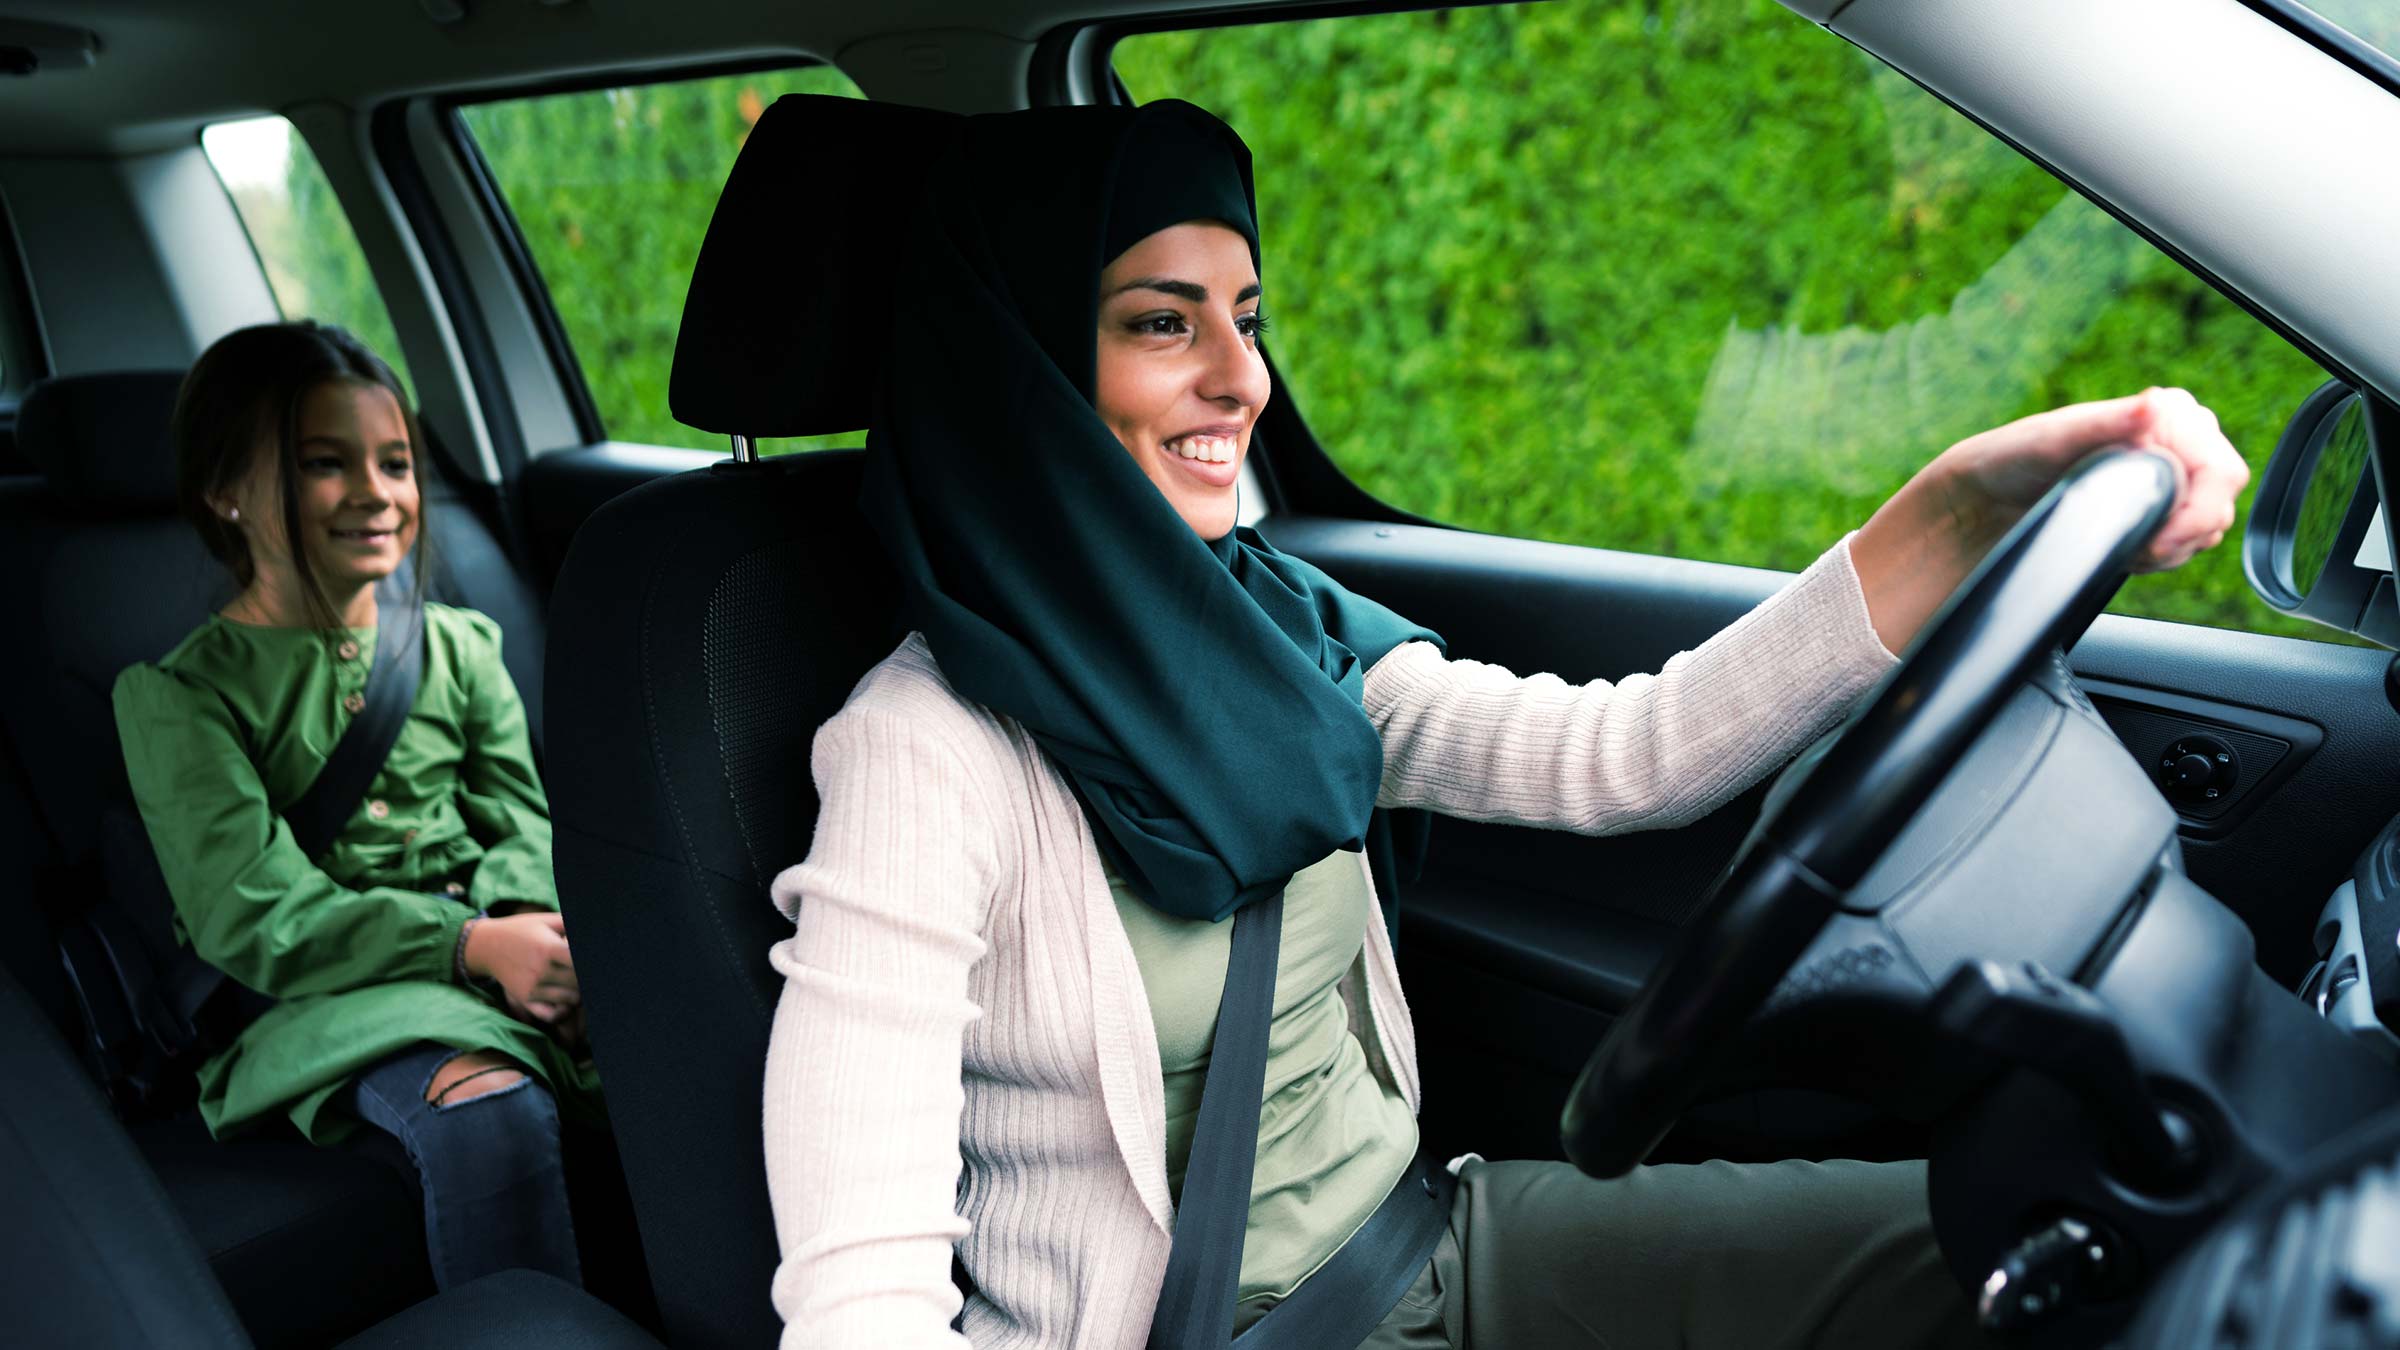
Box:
[1167,434,1237,464]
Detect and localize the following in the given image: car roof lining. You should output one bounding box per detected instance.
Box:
[0,0,1345,156]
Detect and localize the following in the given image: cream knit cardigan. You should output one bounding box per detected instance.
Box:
[763,537,1899,1350]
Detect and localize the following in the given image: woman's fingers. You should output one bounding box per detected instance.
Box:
[2124,387,2250,572]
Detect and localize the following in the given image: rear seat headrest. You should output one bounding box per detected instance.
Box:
[670,94,961,440]
[17,370,187,512]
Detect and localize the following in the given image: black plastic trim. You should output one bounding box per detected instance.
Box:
[2244,378,2363,614]
[1404,869,1669,1013]
[2235,0,2400,100]
[444,53,820,110]
[443,109,603,445]
[367,99,531,556]
[2078,676,2325,841]
[0,179,51,403]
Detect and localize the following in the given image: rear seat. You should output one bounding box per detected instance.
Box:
[0,369,552,1348]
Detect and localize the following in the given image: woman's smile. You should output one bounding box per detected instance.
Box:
[1160,425,1246,486]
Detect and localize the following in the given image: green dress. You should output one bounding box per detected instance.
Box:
[111,603,602,1143]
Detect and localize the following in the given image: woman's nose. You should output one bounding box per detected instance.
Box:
[1198,320,1270,410]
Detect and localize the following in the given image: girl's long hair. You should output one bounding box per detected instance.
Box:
[172,321,433,637]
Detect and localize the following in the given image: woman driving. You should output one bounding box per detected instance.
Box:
[113,322,600,1291]
[760,101,2246,1349]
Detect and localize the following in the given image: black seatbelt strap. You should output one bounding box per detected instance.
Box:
[1231,1153,1454,1349]
[64,574,427,1111]
[1149,890,1284,1350]
[285,573,425,860]
[1145,887,1458,1350]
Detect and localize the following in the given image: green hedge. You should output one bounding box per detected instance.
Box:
[1115,1,2340,642]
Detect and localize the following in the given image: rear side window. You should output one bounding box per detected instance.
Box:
[1116,4,2334,641]
[458,64,865,454]
[202,117,411,392]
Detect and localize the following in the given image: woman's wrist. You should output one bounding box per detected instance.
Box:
[1852,457,2014,654]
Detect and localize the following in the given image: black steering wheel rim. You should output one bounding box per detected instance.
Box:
[1560,449,2181,1178]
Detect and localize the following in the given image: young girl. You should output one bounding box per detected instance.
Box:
[114,321,599,1291]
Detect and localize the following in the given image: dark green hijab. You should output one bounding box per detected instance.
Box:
[860,100,1441,924]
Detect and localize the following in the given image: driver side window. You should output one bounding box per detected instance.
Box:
[1113,0,2334,641]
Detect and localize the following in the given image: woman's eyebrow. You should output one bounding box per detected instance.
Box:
[1109,278,1266,304]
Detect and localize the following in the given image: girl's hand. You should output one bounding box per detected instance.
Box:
[464,910,580,1024]
[1931,387,2251,572]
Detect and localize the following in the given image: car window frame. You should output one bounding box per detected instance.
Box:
[2239,0,2400,97]
[437,54,851,457]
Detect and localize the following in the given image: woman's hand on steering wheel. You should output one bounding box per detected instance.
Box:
[1933,388,2250,573]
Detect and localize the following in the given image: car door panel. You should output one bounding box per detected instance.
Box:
[1265,512,2400,1157]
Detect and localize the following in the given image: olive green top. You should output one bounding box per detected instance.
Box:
[112,603,601,1143]
[1107,847,1419,1309]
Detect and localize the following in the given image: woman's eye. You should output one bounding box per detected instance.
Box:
[1237,312,1272,339]
[1131,313,1189,337]
[301,457,342,474]
[382,458,412,477]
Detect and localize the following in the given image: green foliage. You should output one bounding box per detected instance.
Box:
[1116,0,2343,642]
[460,67,865,454]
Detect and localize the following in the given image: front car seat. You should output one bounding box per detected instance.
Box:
[543,94,946,1350]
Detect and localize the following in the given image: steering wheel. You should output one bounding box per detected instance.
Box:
[1560,449,2180,1178]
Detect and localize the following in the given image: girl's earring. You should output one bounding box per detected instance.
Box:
[225,507,240,521]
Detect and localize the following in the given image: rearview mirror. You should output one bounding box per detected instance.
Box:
[2243,380,2398,648]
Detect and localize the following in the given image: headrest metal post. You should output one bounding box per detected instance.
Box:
[730,433,758,465]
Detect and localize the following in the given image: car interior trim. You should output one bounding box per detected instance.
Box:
[368,99,536,544]
[0,183,52,398]
[2236,0,2400,101]
[396,98,575,476]
[444,110,605,448]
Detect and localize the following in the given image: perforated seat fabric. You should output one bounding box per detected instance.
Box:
[546,450,899,1349]
[0,370,556,1344]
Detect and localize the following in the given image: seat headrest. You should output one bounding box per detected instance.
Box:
[669,95,960,439]
[17,370,186,511]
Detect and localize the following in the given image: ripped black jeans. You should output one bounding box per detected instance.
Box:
[348,1042,582,1291]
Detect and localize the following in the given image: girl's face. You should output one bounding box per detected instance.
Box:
[1094,222,1272,539]
[221,380,420,597]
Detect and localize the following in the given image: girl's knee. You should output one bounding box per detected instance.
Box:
[426,1050,529,1107]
